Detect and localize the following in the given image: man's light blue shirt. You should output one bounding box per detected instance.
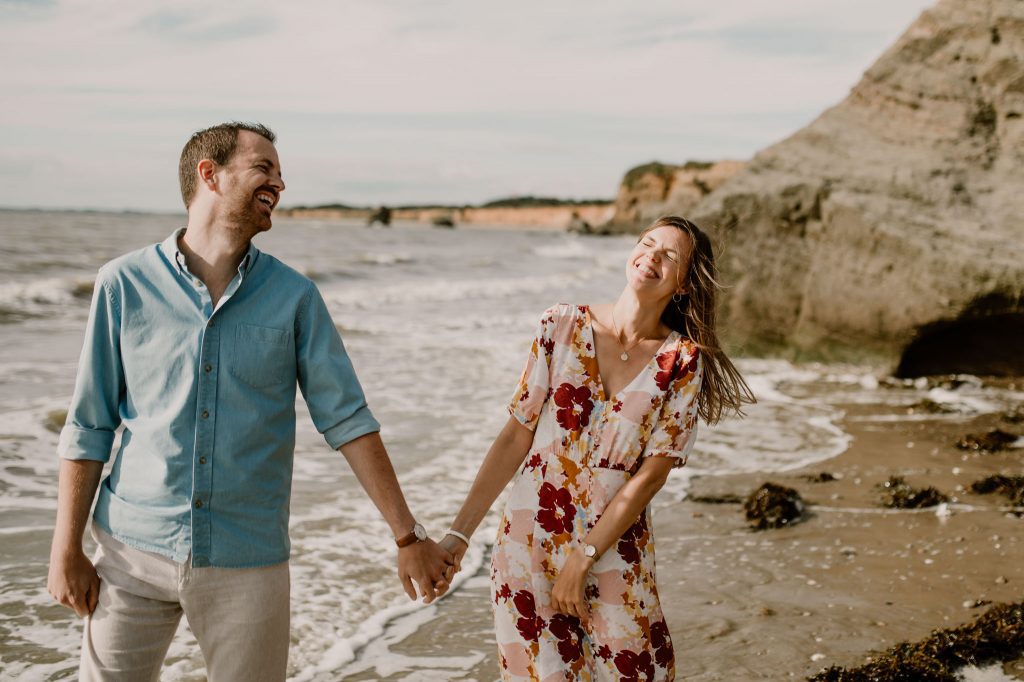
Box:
[58,230,380,567]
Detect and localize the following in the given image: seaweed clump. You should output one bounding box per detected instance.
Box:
[878,476,948,509]
[970,475,1024,506]
[956,429,1018,453]
[808,601,1024,681]
[744,482,805,530]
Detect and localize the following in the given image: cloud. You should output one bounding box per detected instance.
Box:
[134,9,277,42]
[0,0,937,210]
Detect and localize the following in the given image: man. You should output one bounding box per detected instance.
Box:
[47,122,454,681]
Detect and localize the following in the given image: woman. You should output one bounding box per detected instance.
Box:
[439,216,754,680]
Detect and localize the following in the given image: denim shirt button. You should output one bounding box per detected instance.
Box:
[194,499,203,508]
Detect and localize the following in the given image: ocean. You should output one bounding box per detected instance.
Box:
[1,210,1017,681]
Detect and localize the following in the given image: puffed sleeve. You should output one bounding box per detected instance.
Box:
[507,306,559,431]
[642,342,702,467]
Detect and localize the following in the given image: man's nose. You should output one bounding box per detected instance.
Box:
[271,173,285,192]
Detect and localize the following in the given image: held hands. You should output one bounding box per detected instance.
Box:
[550,548,594,626]
[47,549,100,617]
[397,538,455,604]
[438,533,469,574]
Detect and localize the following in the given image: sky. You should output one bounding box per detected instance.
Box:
[1,0,937,212]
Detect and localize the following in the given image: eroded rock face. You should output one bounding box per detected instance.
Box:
[606,160,745,232]
[682,0,1024,373]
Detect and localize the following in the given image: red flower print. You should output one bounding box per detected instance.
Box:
[553,383,594,432]
[616,514,649,564]
[536,482,576,535]
[541,337,555,356]
[654,350,678,392]
[495,583,513,604]
[596,644,613,661]
[524,452,542,471]
[549,613,585,663]
[650,620,675,668]
[614,649,656,681]
[684,350,699,375]
[612,399,623,413]
[512,590,545,642]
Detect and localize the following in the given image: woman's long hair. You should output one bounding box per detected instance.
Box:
[645,216,756,424]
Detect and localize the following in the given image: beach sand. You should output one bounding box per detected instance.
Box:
[340,387,1024,681]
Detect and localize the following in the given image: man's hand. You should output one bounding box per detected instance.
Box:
[397,539,454,604]
[48,549,100,617]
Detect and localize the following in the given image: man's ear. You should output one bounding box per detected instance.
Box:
[197,159,217,189]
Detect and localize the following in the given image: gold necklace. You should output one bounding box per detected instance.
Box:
[610,309,645,361]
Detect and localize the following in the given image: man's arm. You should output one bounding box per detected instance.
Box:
[48,459,103,617]
[339,432,453,603]
[49,275,123,616]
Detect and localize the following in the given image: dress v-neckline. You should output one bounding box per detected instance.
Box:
[583,306,677,403]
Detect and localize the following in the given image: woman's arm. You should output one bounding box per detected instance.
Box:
[550,455,676,624]
[439,415,536,569]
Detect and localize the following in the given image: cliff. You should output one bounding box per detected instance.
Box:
[606,160,746,231]
[684,0,1024,375]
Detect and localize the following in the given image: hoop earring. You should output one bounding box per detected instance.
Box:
[672,292,685,303]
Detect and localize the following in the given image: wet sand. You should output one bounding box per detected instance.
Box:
[340,394,1024,681]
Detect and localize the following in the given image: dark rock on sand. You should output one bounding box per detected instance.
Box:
[744,483,806,530]
[878,476,949,509]
[905,399,957,415]
[970,475,1024,505]
[803,472,837,483]
[808,601,1024,682]
[690,493,745,504]
[956,429,1019,452]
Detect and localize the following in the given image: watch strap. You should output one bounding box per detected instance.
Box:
[396,523,426,548]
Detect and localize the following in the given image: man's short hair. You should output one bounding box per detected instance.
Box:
[178,122,276,207]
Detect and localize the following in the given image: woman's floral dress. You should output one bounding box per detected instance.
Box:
[492,304,703,681]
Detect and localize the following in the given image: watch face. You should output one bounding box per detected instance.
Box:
[413,523,427,541]
[584,544,596,558]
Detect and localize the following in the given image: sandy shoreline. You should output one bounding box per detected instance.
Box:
[339,387,1024,681]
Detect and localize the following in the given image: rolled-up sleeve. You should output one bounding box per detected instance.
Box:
[296,283,381,449]
[58,275,125,462]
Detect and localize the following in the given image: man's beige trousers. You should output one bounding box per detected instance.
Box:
[79,523,290,681]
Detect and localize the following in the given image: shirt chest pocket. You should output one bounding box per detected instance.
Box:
[230,323,295,389]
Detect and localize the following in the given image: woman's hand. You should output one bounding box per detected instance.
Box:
[439,533,469,575]
[550,548,594,625]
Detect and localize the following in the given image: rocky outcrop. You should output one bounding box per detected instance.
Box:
[680,0,1024,375]
[606,160,745,231]
[280,203,613,230]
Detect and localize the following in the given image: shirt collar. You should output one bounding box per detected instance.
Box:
[160,228,259,279]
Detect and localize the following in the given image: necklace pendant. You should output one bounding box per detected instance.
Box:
[620,351,630,361]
